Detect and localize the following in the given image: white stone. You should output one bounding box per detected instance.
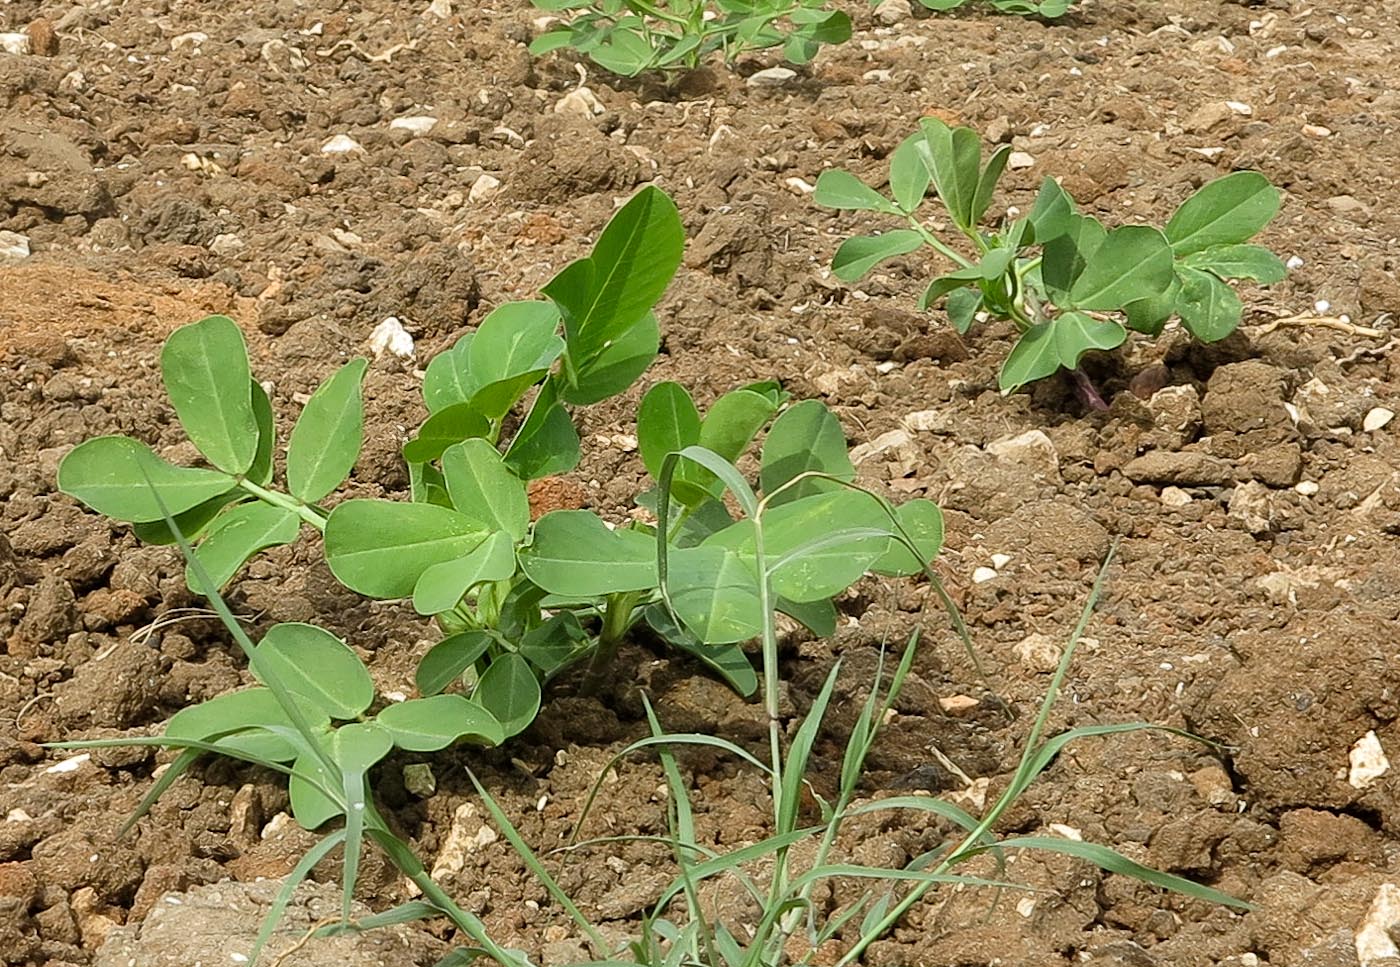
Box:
[390,115,439,135]
[554,87,603,118]
[1008,151,1036,170]
[1349,731,1389,789]
[368,316,415,360]
[1228,480,1276,535]
[1016,897,1037,918]
[1048,823,1083,841]
[784,176,815,195]
[171,31,208,50]
[990,553,1012,570]
[208,233,245,258]
[1013,633,1062,671]
[0,230,31,260]
[873,0,912,24]
[424,0,453,17]
[1286,255,1305,270]
[972,566,998,584]
[1363,407,1394,432]
[0,33,30,55]
[747,67,796,88]
[1225,100,1253,115]
[1356,883,1400,965]
[321,134,362,154]
[986,429,1059,479]
[45,754,91,774]
[1161,486,1192,507]
[1295,480,1320,496]
[901,409,950,433]
[469,173,501,203]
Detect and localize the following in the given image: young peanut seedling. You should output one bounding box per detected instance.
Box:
[528,0,851,77]
[910,0,1073,16]
[815,118,1284,404]
[57,184,953,746]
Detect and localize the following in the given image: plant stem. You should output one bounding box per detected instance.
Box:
[580,592,637,694]
[1070,367,1110,412]
[236,478,328,529]
[906,217,976,271]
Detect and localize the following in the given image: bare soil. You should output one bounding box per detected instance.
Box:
[3,0,1400,965]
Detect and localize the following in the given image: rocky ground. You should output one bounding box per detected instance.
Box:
[3,0,1400,964]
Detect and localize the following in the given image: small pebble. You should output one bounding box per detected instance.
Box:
[990,553,1011,569]
[554,87,603,118]
[0,230,31,261]
[747,67,796,88]
[0,32,31,55]
[938,695,979,716]
[390,115,439,135]
[1286,255,1305,270]
[1295,480,1319,496]
[25,18,58,56]
[1363,407,1394,432]
[321,134,362,154]
[403,764,436,798]
[1302,124,1332,138]
[1161,486,1192,507]
[469,173,501,203]
[1349,731,1390,789]
[170,31,208,50]
[368,317,415,359]
[971,566,998,584]
[1008,151,1036,170]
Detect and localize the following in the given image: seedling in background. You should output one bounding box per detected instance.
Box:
[528,0,851,77]
[908,0,1073,16]
[815,118,1284,403]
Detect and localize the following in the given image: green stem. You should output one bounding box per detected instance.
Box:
[739,504,791,967]
[581,592,638,694]
[906,217,976,272]
[236,478,327,530]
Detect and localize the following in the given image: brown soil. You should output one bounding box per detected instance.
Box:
[3,0,1400,964]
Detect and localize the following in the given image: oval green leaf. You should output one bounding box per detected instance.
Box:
[377,695,504,751]
[254,622,375,720]
[1176,266,1243,342]
[518,510,658,596]
[324,499,489,598]
[441,439,530,540]
[1067,225,1175,311]
[402,402,492,465]
[873,499,945,577]
[160,315,260,474]
[813,170,897,213]
[638,381,701,481]
[1166,171,1280,256]
[760,400,855,506]
[415,631,493,696]
[412,531,518,616]
[474,653,541,738]
[286,358,368,504]
[58,436,236,523]
[831,230,924,282]
[186,502,301,591]
[422,333,476,414]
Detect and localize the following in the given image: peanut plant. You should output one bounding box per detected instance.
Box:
[912,0,1073,16]
[528,0,851,76]
[815,118,1284,403]
[57,185,944,746]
